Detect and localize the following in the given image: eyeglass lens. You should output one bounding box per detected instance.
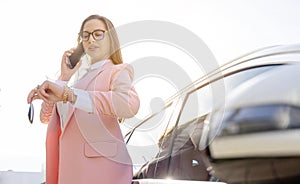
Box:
[82,29,105,41]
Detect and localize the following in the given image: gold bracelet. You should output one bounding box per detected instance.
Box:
[69,88,75,103]
[62,86,71,103]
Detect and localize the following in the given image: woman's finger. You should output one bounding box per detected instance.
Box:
[61,50,74,63]
[27,87,39,103]
[32,94,41,101]
[27,90,34,103]
[39,84,50,99]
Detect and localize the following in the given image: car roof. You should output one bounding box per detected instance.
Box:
[164,43,300,104]
[128,43,300,133]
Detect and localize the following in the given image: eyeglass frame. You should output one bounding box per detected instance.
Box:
[80,29,106,42]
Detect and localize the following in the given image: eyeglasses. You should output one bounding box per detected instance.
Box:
[81,29,106,41]
[28,103,34,124]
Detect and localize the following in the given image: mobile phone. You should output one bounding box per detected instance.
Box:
[68,44,84,69]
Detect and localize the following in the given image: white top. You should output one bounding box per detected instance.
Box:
[56,57,110,129]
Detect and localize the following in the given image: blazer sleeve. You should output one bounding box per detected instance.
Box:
[89,63,140,118]
[39,80,66,123]
[40,101,55,123]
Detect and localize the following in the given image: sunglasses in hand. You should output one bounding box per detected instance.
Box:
[28,103,34,124]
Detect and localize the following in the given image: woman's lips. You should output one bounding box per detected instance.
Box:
[88,45,99,51]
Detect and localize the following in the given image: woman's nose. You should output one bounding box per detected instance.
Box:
[88,35,96,43]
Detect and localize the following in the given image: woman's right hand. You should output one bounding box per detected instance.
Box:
[27,80,65,104]
[59,48,82,81]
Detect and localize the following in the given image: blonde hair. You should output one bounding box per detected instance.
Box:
[77,15,123,65]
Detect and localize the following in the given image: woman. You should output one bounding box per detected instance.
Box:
[27,14,140,184]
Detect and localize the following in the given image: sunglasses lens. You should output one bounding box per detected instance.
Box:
[28,103,34,124]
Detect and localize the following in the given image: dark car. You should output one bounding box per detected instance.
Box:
[133,115,210,181]
[125,43,300,184]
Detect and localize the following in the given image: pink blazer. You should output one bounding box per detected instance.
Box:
[41,61,140,184]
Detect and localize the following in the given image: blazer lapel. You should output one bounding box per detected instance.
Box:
[61,61,113,133]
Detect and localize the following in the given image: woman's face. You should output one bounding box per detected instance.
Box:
[81,19,110,63]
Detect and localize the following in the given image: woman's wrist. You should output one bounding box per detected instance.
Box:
[62,86,77,104]
[68,88,77,103]
[58,73,71,81]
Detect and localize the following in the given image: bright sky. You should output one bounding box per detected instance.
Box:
[1,0,300,172]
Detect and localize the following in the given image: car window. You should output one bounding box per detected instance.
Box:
[123,99,179,172]
[178,65,281,126]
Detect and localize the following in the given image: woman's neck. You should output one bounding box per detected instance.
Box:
[91,54,110,64]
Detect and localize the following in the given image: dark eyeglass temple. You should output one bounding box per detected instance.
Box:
[28,103,34,124]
